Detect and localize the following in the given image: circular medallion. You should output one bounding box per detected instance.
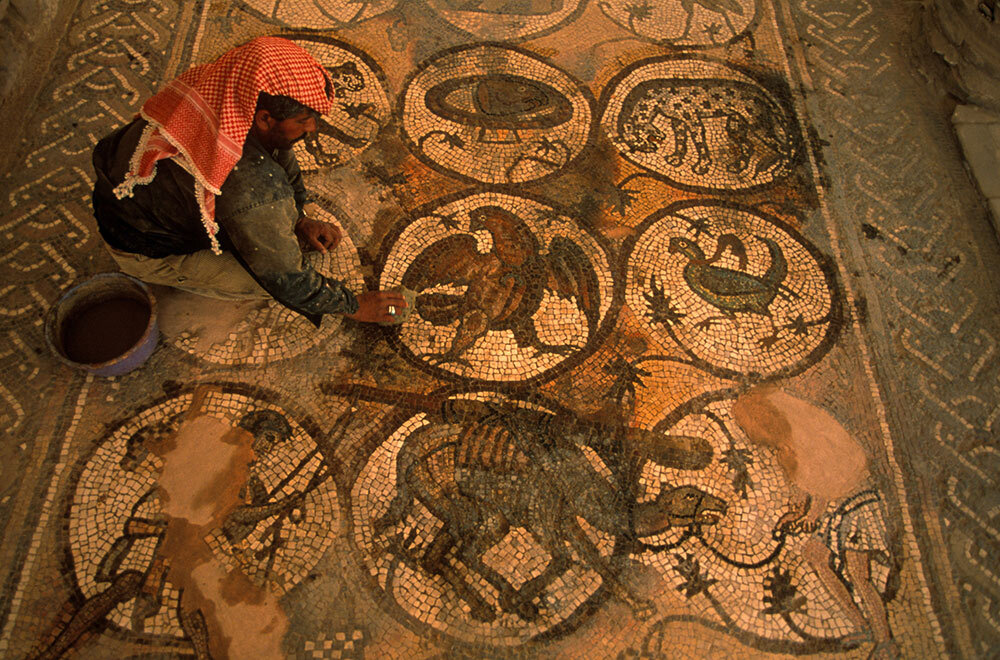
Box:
[168,204,365,365]
[237,0,398,29]
[638,395,792,629]
[598,0,757,47]
[379,191,616,382]
[67,388,338,638]
[425,0,587,41]
[350,394,620,645]
[635,393,888,644]
[401,44,594,184]
[601,57,799,191]
[287,35,392,171]
[624,201,841,379]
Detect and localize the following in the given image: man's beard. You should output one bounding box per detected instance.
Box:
[269,131,308,150]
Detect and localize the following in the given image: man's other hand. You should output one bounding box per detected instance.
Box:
[345,291,408,324]
[295,216,342,254]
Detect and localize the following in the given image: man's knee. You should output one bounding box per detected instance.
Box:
[113,248,268,301]
[174,252,265,298]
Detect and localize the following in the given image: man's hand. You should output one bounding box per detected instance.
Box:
[345,291,408,324]
[295,216,342,254]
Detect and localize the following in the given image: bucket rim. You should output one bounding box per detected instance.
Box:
[45,272,159,373]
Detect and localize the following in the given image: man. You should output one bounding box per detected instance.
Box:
[92,36,404,324]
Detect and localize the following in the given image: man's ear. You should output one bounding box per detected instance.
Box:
[253,109,275,131]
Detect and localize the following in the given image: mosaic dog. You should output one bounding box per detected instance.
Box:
[617,78,796,177]
[372,399,724,623]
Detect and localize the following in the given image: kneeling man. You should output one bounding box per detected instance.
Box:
[92,36,404,324]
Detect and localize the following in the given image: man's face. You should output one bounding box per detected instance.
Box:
[254,109,318,151]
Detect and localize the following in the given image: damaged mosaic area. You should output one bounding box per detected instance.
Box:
[0,0,984,658]
[68,387,338,640]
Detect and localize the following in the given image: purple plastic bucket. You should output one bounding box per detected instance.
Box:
[45,273,159,377]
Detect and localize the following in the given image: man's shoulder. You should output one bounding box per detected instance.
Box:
[226,151,290,183]
[222,150,292,195]
[217,151,296,219]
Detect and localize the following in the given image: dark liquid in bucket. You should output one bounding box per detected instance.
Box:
[61,297,151,365]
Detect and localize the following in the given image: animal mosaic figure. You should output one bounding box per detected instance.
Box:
[668,233,789,319]
[425,73,571,145]
[31,405,320,660]
[29,405,212,660]
[678,0,746,42]
[223,410,331,581]
[618,79,795,178]
[327,61,364,97]
[734,388,900,658]
[372,398,725,623]
[299,61,372,162]
[402,205,601,367]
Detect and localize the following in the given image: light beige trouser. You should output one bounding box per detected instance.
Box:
[108,246,269,301]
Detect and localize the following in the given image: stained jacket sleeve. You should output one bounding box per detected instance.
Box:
[215,156,358,317]
[274,147,308,215]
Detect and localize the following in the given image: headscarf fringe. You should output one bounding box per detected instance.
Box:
[136,108,223,196]
[112,37,332,252]
[112,122,159,199]
[195,179,223,255]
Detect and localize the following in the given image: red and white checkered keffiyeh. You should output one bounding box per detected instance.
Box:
[113,36,333,254]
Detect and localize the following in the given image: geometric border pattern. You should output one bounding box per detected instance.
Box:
[781,0,999,655]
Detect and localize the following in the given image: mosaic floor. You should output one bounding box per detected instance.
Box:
[2,0,999,658]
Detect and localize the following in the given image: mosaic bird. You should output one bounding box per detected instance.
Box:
[668,233,788,319]
[402,205,600,367]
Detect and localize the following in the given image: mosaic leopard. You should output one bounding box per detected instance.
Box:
[618,78,796,178]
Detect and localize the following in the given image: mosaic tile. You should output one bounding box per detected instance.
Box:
[400,44,595,184]
[601,56,801,191]
[379,190,616,382]
[300,630,365,659]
